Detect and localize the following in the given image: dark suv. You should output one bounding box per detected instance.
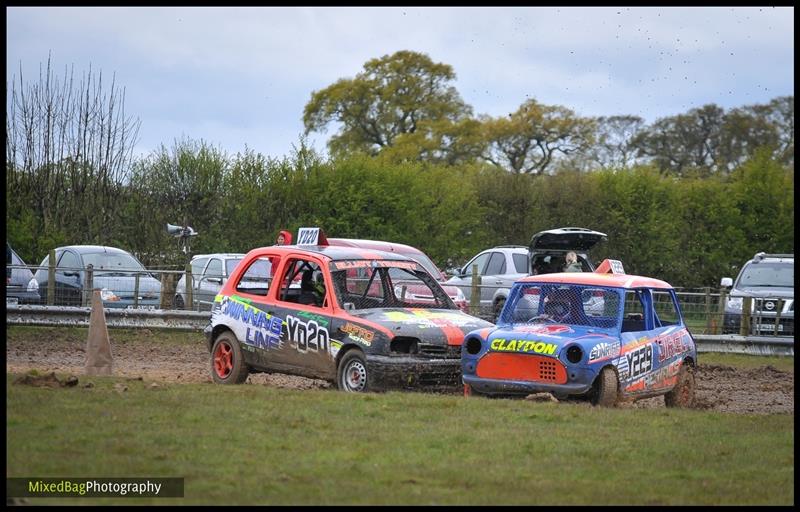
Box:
[721,252,794,335]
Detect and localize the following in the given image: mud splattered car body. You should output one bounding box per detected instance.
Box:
[461,261,698,407]
[204,242,493,392]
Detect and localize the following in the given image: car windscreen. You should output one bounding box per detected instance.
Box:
[404,252,443,280]
[501,282,622,329]
[328,259,455,310]
[81,252,146,273]
[737,262,794,288]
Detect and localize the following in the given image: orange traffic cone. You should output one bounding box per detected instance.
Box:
[85,289,113,376]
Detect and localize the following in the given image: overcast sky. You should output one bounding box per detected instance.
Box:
[6,6,794,159]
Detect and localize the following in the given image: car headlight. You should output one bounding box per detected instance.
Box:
[100,288,120,301]
[726,297,743,313]
[27,278,39,293]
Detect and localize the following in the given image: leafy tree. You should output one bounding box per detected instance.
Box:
[303,50,472,157]
[126,138,229,266]
[589,115,646,170]
[380,118,486,165]
[632,104,725,176]
[481,99,595,174]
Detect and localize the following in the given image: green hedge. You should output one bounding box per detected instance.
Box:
[6,144,793,288]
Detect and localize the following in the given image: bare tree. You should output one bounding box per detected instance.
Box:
[6,54,140,242]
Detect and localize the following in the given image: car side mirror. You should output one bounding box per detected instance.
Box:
[446,268,460,277]
[720,277,733,288]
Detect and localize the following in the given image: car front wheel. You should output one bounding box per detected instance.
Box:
[664,363,696,408]
[590,367,619,407]
[211,331,249,384]
[337,350,369,392]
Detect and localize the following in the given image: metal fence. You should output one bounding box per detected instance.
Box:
[6,263,794,356]
[458,277,793,337]
[7,263,191,310]
[5,305,793,356]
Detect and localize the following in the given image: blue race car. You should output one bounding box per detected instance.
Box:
[461,260,697,407]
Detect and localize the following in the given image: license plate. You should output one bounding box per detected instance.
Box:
[126,305,157,310]
[6,297,19,305]
[755,323,783,332]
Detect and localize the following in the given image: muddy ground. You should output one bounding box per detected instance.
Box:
[5,329,794,415]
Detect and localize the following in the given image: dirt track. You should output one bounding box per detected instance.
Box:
[5,329,794,415]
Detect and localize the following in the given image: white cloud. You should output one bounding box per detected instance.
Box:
[7,6,793,158]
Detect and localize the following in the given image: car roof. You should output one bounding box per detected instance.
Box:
[56,245,132,254]
[749,252,793,264]
[483,246,528,253]
[248,244,416,263]
[518,272,673,290]
[327,238,423,256]
[192,253,246,260]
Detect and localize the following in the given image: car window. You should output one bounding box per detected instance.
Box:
[329,259,452,311]
[235,257,273,296]
[205,258,223,278]
[278,258,327,308]
[484,252,506,276]
[57,251,81,272]
[405,252,441,279]
[622,290,647,332]
[225,258,243,277]
[464,252,490,276]
[502,283,620,329]
[191,257,209,276]
[652,290,680,327]
[512,253,528,274]
[737,262,794,288]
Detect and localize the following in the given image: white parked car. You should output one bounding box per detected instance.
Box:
[174,253,271,310]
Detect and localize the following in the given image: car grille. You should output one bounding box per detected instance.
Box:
[418,343,461,359]
[476,353,568,384]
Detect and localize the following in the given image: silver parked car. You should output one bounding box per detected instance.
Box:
[447,227,608,320]
[174,253,271,310]
[446,245,530,318]
[31,245,162,308]
[720,252,794,335]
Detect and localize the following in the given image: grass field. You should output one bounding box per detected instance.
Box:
[7,370,794,505]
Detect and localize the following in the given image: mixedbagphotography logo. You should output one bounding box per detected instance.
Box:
[7,478,184,498]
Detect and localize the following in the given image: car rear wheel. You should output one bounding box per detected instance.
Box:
[493,297,506,321]
[211,331,249,384]
[174,294,185,310]
[664,363,696,408]
[590,367,619,407]
[337,350,369,392]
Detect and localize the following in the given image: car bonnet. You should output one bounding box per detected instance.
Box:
[344,308,494,346]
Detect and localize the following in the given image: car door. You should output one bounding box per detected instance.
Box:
[54,250,85,306]
[481,251,509,306]
[268,255,336,379]
[448,251,491,301]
